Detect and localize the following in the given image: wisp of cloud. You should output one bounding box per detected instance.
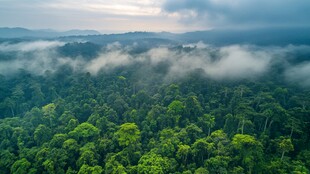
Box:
[0,40,309,87]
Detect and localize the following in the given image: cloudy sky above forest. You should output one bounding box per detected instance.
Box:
[0,0,309,33]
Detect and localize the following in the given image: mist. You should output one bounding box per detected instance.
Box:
[0,41,66,75]
[0,40,309,87]
[146,45,272,80]
[285,62,310,87]
[0,41,65,52]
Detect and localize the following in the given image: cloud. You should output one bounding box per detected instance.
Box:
[40,0,161,15]
[204,45,271,79]
[85,51,132,74]
[0,0,190,32]
[0,41,65,52]
[0,41,65,75]
[145,45,271,80]
[1,0,309,31]
[285,62,310,87]
[0,50,59,75]
[162,0,310,29]
[1,40,309,87]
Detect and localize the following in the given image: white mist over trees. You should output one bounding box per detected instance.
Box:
[0,35,309,173]
[0,40,309,87]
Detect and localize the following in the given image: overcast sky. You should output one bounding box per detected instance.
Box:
[0,0,309,33]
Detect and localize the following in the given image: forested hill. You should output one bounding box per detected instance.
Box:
[0,38,310,173]
[60,27,310,46]
[0,27,101,38]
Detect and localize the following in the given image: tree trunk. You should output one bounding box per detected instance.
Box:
[268,120,274,130]
[290,127,294,138]
[263,117,269,132]
[281,151,285,161]
[241,122,244,135]
[237,119,240,133]
[208,127,211,136]
[10,106,15,117]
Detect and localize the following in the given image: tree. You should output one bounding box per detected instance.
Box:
[47,149,69,173]
[285,117,302,138]
[234,102,255,135]
[58,111,76,126]
[191,138,214,166]
[167,100,184,127]
[115,123,141,148]
[273,87,288,106]
[49,133,67,148]
[78,164,103,174]
[195,167,209,174]
[231,134,263,173]
[68,122,100,143]
[297,150,310,170]
[198,114,215,136]
[0,150,16,173]
[278,137,294,161]
[157,129,180,157]
[176,144,190,165]
[184,95,203,122]
[146,104,166,131]
[62,138,80,167]
[24,107,43,127]
[76,150,98,168]
[260,102,288,134]
[205,156,230,174]
[66,118,79,132]
[30,82,45,106]
[34,124,52,145]
[207,130,230,156]
[104,151,129,174]
[11,158,32,174]
[185,123,203,144]
[223,113,239,136]
[137,152,173,174]
[42,103,56,128]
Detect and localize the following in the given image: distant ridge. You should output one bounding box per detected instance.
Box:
[0,27,101,38]
[1,27,310,46]
[59,27,310,46]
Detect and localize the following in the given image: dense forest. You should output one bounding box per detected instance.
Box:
[0,40,310,174]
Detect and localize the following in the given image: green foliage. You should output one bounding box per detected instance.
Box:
[115,123,141,147]
[34,124,52,145]
[137,152,172,174]
[0,56,309,173]
[278,137,294,161]
[11,158,31,174]
[78,164,103,174]
[191,138,214,165]
[232,134,263,173]
[205,156,230,174]
[176,144,190,164]
[42,103,56,128]
[68,122,100,143]
[198,114,215,136]
[194,167,209,174]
